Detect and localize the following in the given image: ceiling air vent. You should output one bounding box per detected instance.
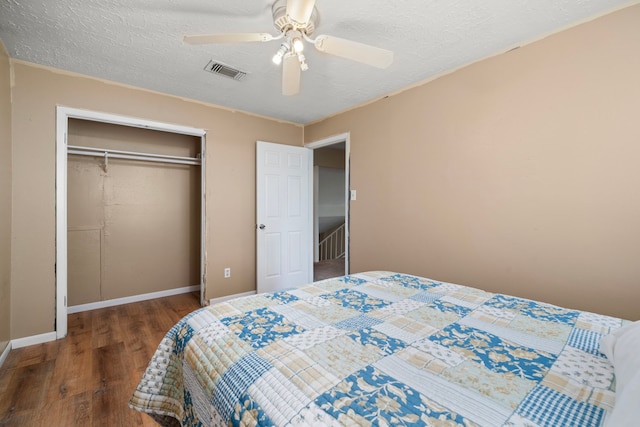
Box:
[204,60,247,81]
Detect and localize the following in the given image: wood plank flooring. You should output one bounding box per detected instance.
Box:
[0,292,201,427]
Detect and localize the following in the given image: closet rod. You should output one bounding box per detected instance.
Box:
[67,145,201,166]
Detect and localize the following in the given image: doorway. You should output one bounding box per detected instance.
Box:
[56,107,207,339]
[306,133,350,280]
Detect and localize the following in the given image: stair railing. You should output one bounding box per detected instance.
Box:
[318,222,345,261]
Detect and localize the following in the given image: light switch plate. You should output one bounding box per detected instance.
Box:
[350,190,357,201]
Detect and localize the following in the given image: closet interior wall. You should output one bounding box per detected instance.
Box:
[67,119,201,306]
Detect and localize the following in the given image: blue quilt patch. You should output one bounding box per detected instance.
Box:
[265,290,299,305]
[315,365,470,426]
[517,385,605,427]
[409,291,443,304]
[340,275,368,285]
[334,315,383,331]
[322,288,392,313]
[429,323,556,381]
[171,324,196,356]
[167,310,203,356]
[347,328,406,356]
[485,295,579,324]
[211,352,272,422]
[180,386,203,427]
[431,299,471,318]
[567,328,604,356]
[231,392,274,427]
[381,274,442,291]
[221,307,305,349]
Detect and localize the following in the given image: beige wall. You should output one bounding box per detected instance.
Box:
[10,62,302,339]
[0,42,11,354]
[306,5,640,320]
[67,120,201,305]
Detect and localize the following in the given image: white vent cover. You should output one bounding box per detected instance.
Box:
[204,60,247,81]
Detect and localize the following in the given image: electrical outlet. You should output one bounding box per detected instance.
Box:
[224,267,231,278]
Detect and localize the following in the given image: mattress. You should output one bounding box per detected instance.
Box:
[130,271,624,426]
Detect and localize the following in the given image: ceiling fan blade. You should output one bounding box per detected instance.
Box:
[183,33,275,45]
[282,53,301,96]
[286,0,316,24]
[314,35,394,69]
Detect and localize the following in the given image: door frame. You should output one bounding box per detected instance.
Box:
[55,106,207,338]
[305,132,351,275]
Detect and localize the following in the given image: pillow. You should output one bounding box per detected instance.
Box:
[600,320,640,395]
[600,320,640,427]
[605,371,640,427]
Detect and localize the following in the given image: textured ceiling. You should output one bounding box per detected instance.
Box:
[0,0,635,124]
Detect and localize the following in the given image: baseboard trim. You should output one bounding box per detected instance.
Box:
[12,332,58,349]
[0,341,12,367]
[68,285,200,314]
[209,290,256,305]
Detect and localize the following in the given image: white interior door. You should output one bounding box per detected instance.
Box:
[257,141,313,293]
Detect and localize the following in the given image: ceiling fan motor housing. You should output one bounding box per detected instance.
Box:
[272,0,318,35]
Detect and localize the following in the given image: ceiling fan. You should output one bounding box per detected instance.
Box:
[183,0,394,96]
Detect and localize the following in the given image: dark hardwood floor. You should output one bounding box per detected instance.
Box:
[0,292,201,427]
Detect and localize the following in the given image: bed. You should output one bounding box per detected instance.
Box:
[130,271,639,426]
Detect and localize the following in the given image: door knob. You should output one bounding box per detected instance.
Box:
[258,224,266,230]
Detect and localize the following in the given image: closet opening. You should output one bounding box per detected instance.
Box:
[56,107,207,339]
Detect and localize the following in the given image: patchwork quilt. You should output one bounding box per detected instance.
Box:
[130,271,625,426]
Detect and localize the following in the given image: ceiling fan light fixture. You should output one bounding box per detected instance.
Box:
[292,37,304,53]
[298,53,308,71]
[272,42,290,65]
